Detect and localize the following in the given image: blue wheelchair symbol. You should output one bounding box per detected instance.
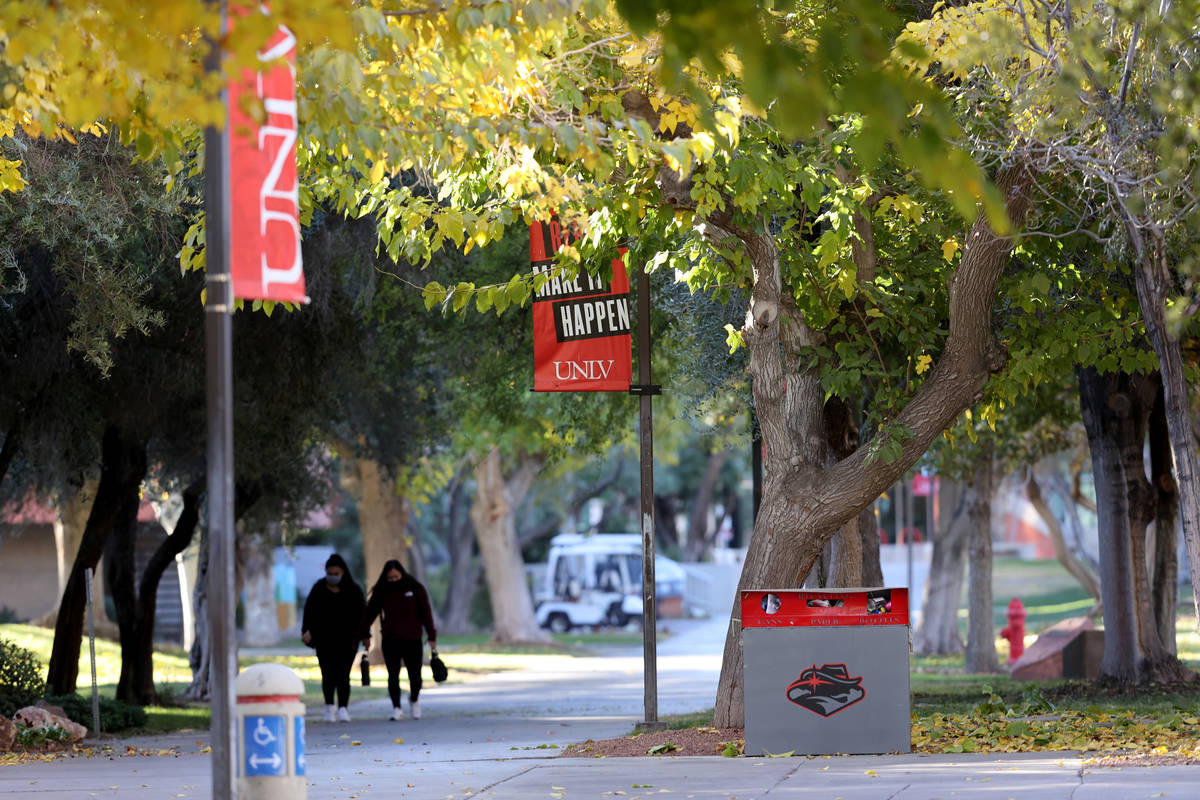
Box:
[243,716,286,777]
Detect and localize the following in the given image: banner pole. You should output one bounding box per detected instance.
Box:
[204,2,238,795]
[635,262,665,732]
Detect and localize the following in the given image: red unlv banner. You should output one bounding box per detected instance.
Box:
[531,220,632,392]
[228,18,306,303]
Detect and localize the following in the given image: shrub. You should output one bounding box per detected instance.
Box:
[42,693,148,732]
[15,722,70,748]
[0,637,45,717]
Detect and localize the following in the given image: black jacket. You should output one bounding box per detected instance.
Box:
[360,574,437,642]
[302,579,366,650]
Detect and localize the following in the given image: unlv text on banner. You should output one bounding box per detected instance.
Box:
[530,220,632,392]
[228,17,306,304]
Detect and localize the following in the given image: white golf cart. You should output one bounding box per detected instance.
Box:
[534,533,680,633]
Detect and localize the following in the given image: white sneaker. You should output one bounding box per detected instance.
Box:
[324,705,336,723]
[389,706,404,721]
[337,706,351,722]
[410,700,421,720]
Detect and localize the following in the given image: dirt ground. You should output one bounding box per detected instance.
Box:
[560,727,745,758]
[562,730,1200,766]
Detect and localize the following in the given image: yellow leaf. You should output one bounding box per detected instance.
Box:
[941,238,960,262]
[369,159,386,185]
[915,354,933,375]
[393,738,405,744]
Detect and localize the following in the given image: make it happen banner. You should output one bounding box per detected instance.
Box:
[530,220,632,392]
[228,12,306,304]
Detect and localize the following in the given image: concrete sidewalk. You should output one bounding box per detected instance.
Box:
[2,749,1195,798]
[2,619,1192,797]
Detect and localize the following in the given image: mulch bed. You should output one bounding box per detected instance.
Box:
[560,727,744,758]
[562,729,1200,766]
[1084,753,1200,767]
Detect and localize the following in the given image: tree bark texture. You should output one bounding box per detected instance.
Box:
[685,449,730,562]
[122,482,202,705]
[1149,389,1179,654]
[107,485,141,705]
[46,427,146,695]
[914,479,968,655]
[185,525,211,702]
[469,446,549,644]
[342,457,409,661]
[36,481,112,633]
[712,164,1035,727]
[1026,475,1101,601]
[1076,368,1193,683]
[1128,227,1200,636]
[965,442,1001,673]
[860,506,884,587]
[239,524,281,648]
[1079,367,1142,682]
[439,473,482,635]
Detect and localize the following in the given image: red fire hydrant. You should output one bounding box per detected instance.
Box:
[1000,597,1026,665]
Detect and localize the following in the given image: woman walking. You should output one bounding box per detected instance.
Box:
[301,554,366,722]
[360,559,437,720]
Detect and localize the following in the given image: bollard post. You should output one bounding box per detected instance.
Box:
[235,663,307,799]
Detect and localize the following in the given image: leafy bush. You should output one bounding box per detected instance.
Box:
[0,637,45,717]
[43,693,148,732]
[15,722,70,748]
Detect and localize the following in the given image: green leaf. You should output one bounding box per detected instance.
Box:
[422,281,446,311]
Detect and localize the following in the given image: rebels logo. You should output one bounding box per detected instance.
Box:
[786,663,865,717]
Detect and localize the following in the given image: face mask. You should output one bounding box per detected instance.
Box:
[325,574,342,586]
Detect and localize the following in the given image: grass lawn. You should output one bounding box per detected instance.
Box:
[6,560,1200,750]
[0,623,646,732]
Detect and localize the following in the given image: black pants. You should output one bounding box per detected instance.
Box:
[382,634,423,707]
[316,645,357,707]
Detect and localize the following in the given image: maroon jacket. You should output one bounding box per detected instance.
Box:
[360,574,437,642]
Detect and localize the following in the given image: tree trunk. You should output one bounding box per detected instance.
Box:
[712,164,1035,728]
[0,420,18,492]
[35,481,112,634]
[1048,469,1102,577]
[913,479,968,655]
[185,484,258,701]
[685,449,730,562]
[1081,367,1193,684]
[1080,367,1145,683]
[1149,386,1179,655]
[108,485,142,705]
[965,441,1001,673]
[860,506,884,586]
[124,482,202,706]
[185,525,211,702]
[440,475,482,635]
[1026,474,1101,601]
[1128,227,1200,637]
[342,457,409,660]
[46,426,146,695]
[239,524,281,647]
[469,446,549,644]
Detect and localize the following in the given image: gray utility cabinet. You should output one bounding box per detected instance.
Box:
[742,588,911,756]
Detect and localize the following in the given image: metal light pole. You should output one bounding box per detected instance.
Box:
[204,8,238,791]
[631,263,665,732]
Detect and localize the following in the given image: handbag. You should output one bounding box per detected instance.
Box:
[429,649,448,683]
[360,652,371,687]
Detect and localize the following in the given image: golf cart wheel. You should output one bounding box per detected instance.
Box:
[606,603,628,627]
[547,612,571,634]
